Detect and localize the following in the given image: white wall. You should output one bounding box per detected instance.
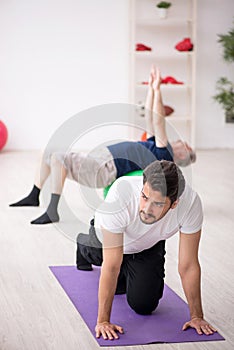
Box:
[196,0,234,148]
[0,0,129,150]
[0,0,234,150]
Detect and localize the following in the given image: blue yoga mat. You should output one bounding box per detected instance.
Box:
[50,266,224,346]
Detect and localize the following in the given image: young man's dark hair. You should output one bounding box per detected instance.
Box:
[143,160,185,204]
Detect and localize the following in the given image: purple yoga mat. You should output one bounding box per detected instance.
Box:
[49,266,224,346]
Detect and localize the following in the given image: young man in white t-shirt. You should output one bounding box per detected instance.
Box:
[76,160,217,340]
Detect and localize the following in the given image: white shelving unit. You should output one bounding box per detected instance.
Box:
[129,0,197,145]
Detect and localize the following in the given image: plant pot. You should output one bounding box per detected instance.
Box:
[225,110,234,123]
[157,8,168,19]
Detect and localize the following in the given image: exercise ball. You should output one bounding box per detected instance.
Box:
[0,120,8,151]
[103,170,143,198]
[141,131,147,141]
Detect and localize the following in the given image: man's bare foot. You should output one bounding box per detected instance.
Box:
[148,64,156,88]
[152,66,162,91]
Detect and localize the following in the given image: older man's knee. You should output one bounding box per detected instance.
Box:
[50,153,61,166]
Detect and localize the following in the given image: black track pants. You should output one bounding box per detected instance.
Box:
[77,219,166,315]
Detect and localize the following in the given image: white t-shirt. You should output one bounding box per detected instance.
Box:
[95,176,203,254]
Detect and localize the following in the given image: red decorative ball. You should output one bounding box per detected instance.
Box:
[0,120,8,150]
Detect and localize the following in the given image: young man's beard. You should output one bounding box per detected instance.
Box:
[139,210,157,225]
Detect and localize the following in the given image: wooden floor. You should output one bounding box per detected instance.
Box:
[0,150,234,350]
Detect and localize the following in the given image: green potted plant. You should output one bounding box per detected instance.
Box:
[213,22,234,123]
[214,78,234,123]
[156,1,172,19]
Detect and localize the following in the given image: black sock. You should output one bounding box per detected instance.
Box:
[30,193,60,225]
[9,185,40,207]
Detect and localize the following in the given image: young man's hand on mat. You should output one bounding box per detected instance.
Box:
[95,321,124,340]
[182,318,217,335]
